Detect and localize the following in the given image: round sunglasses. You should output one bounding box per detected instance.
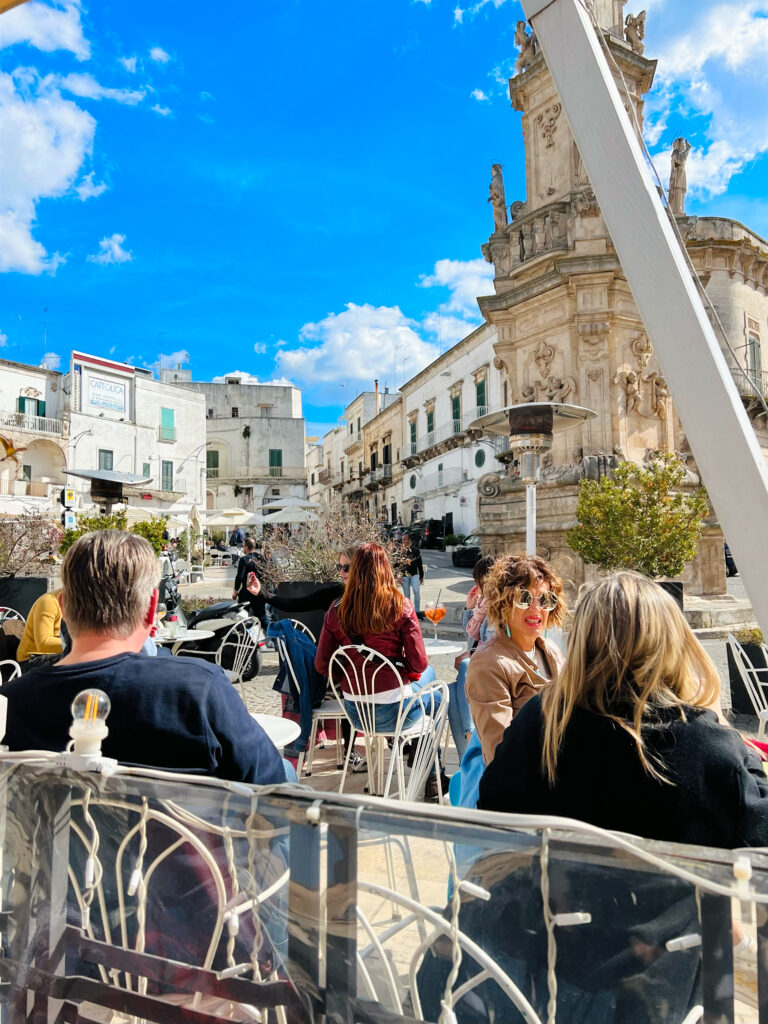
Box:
[514,588,558,612]
[336,562,351,573]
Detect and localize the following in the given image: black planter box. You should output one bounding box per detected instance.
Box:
[0,576,51,618]
[726,641,766,716]
[657,580,684,610]
[272,581,329,646]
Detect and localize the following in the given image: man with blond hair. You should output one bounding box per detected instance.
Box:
[3,531,285,784]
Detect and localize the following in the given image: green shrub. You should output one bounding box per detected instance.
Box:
[567,452,708,579]
[444,533,460,546]
[732,626,763,646]
[59,509,169,557]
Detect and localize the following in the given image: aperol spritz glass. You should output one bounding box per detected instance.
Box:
[424,601,446,641]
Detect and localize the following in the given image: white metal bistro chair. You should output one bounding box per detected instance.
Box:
[0,606,25,625]
[217,616,262,695]
[327,644,448,802]
[0,659,21,683]
[726,633,768,738]
[274,619,346,774]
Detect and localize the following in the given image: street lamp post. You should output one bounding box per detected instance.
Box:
[467,402,597,555]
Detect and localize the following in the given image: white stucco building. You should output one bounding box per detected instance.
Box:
[399,322,503,535]
[63,351,208,514]
[183,374,307,511]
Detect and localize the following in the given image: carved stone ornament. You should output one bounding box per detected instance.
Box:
[572,188,600,217]
[492,354,509,375]
[614,369,641,413]
[539,450,585,485]
[478,473,502,498]
[516,383,538,404]
[481,242,492,264]
[533,339,556,377]
[544,375,577,403]
[514,21,537,75]
[631,332,653,370]
[624,10,646,54]
[510,200,525,221]
[488,163,508,234]
[20,387,42,399]
[668,137,691,217]
[536,103,562,149]
[643,371,669,418]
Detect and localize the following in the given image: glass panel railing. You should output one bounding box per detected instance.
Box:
[1,760,765,1024]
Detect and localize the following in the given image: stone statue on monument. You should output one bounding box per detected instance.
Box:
[514,20,537,75]
[668,138,691,216]
[488,164,508,233]
[624,10,646,54]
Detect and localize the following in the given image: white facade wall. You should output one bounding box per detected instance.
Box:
[306,442,325,505]
[185,377,307,511]
[0,359,67,514]
[64,351,207,514]
[399,322,501,536]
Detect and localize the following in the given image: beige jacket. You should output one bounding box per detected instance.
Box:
[466,632,565,765]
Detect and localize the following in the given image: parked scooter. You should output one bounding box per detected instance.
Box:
[183,599,265,680]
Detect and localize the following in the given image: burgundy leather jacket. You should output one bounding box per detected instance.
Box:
[315,598,428,698]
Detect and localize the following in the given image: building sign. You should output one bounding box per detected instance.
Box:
[87,376,126,413]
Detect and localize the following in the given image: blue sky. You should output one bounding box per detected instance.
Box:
[0,0,766,436]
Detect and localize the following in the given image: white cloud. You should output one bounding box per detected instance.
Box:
[118,55,137,73]
[454,7,465,22]
[152,104,172,117]
[108,345,116,355]
[0,69,93,273]
[41,351,60,370]
[253,342,267,354]
[149,46,171,64]
[471,87,488,102]
[0,331,7,348]
[277,303,441,387]
[419,257,493,317]
[200,90,214,102]
[87,233,133,265]
[75,171,107,201]
[643,3,768,198]
[154,349,190,371]
[0,0,89,60]
[211,370,295,386]
[58,72,145,105]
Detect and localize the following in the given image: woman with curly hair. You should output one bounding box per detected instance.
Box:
[479,571,768,846]
[466,553,566,766]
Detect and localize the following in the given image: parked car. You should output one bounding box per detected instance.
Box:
[407,519,445,549]
[385,523,407,542]
[452,534,483,567]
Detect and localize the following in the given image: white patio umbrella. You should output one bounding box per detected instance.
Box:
[205,507,251,528]
[260,506,318,525]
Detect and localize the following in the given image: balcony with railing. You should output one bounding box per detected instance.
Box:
[342,473,365,499]
[731,363,768,400]
[205,465,307,482]
[366,464,393,489]
[318,467,331,485]
[0,411,65,437]
[158,425,176,442]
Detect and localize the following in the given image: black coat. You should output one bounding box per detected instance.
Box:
[479,695,768,849]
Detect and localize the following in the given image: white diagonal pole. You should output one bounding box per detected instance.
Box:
[519,0,768,634]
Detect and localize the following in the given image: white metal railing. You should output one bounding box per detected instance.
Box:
[206,466,307,481]
[0,479,57,498]
[464,405,489,427]
[731,364,768,399]
[0,411,64,436]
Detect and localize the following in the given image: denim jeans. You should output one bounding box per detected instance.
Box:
[447,657,474,760]
[401,574,421,613]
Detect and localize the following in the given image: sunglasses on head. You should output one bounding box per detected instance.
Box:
[514,588,558,612]
[336,562,351,572]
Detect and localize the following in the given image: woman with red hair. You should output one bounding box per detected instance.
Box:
[315,542,447,798]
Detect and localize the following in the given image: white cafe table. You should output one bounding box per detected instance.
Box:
[422,637,465,658]
[250,712,301,749]
[155,628,215,646]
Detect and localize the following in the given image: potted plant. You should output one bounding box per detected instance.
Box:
[443,533,460,553]
[0,510,63,616]
[566,451,709,609]
[261,505,401,640]
[726,626,766,716]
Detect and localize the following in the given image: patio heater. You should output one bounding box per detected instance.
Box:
[467,402,596,555]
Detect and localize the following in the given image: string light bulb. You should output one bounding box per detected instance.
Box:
[69,689,111,756]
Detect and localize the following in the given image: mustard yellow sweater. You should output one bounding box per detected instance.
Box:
[17,592,62,662]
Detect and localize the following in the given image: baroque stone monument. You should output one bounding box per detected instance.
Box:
[475,0,728,595]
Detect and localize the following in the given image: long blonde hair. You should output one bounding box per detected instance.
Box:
[541,571,721,785]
